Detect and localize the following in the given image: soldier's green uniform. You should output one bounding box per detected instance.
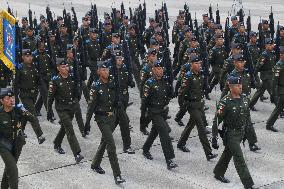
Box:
[212,76,254,189]
[266,47,284,132]
[101,21,113,50]
[250,39,276,107]
[0,60,13,88]
[22,28,37,52]
[177,56,215,159]
[141,60,177,168]
[232,32,247,45]
[86,28,102,89]
[0,89,32,189]
[14,50,44,140]
[143,18,156,48]
[47,59,83,161]
[208,39,228,92]
[229,16,239,41]
[33,46,56,117]
[219,56,260,151]
[125,24,143,86]
[86,67,121,178]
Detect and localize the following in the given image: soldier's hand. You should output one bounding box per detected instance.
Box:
[212,137,219,150]
[129,81,135,88]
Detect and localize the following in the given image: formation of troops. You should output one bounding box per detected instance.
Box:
[0,1,284,189]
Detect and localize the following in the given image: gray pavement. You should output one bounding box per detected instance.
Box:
[0,0,284,188]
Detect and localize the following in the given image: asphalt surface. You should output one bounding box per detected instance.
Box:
[0,0,284,188]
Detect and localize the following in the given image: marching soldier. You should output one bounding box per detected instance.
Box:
[208,34,228,93]
[101,20,113,50]
[33,38,56,120]
[14,49,46,144]
[65,45,86,137]
[22,26,37,52]
[199,14,209,33]
[47,58,84,163]
[139,48,158,135]
[119,16,130,39]
[176,55,217,160]
[78,16,90,41]
[143,18,157,48]
[101,33,122,61]
[20,17,29,38]
[0,88,27,189]
[229,16,239,41]
[86,61,126,184]
[86,28,101,89]
[266,46,284,132]
[219,54,261,152]
[212,75,256,189]
[232,22,247,45]
[125,23,143,86]
[141,60,178,170]
[249,38,276,109]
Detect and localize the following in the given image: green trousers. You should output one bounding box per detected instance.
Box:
[214,130,254,188]
[177,105,212,158]
[250,79,273,107]
[92,115,121,177]
[0,146,18,189]
[143,111,175,160]
[19,96,43,138]
[54,109,81,156]
[267,95,284,127]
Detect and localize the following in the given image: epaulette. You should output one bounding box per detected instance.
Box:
[92,80,102,89]
[145,77,155,86]
[51,75,59,81]
[85,39,91,44]
[17,63,23,70]
[106,45,112,49]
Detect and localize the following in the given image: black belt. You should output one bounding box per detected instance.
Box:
[95,111,114,116]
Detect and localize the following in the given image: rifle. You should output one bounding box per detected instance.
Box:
[243,43,257,88]
[162,47,174,97]
[28,4,33,27]
[122,38,135,86]
[246,10,251,43]
[33,13,38,36]
[71,6,79,33]
[72,47,82,100]
[121,2,125,17]
[216,4,220,24]
[209,4,213,20]
[269,6,275,39]
[224,16,231,54]
[258,17,264,49]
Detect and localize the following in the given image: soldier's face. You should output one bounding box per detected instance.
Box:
[23,55,33,64]
[58,64,70,75]
[112,37,120,44]
[280,30,284,37]
[235,61,245,71]
[152,67,164,78]
[280,53,284,61]
[105,24,112,31]
[22,20,28,26]
[232,20,238,26]
[185,31,192,38]
[190,41,198,48]
[83,19,90,26]
[90,32,97,40]
[216,38,224,46]
[203,17,209,23]
[129,28,136,35]
[27,30,34,37]
[232,48,241,55]
[123,19,129,25]
[148,54,157,62]
[60,27,67,34]
[239,26,245,33]
[116,57,123,66]
[263,24,269,29]
[0,96,15,108]
[66,50,74,59]
[191,62,201,72]
[250,36,257,43]
[266,44,274,51]
[229,84,242,95]
[98,68,109,79]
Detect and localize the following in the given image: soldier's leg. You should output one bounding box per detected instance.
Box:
[57,110,81,155]
[194,109,212,157]
[209,71,220,92]
[249,81,266,108]
[151,114,175,160]
[213,146,232,177]
[116,108,131,150]
[175,96,187,122]
[54,120,66,148]
[81,81,90,102]
[0,147,18,189]
[177,115,195,147]
[228,133,254,188]
[74,102,85,135]
[267,95,284,127]
[34,94,44,114]
[132,56,141,86]
[20,97,43,138]
[92,116,121,177]
[143,126,158,153]
[245,119,258,146]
